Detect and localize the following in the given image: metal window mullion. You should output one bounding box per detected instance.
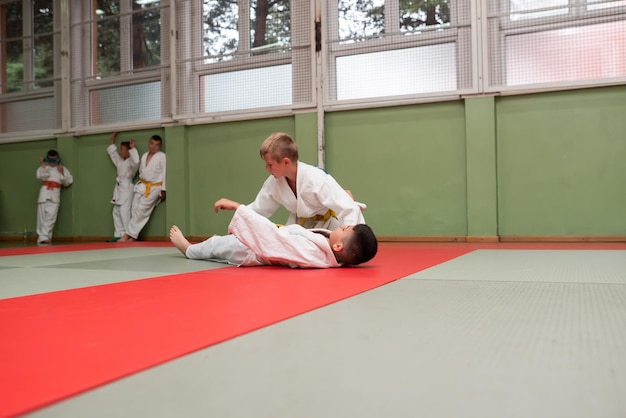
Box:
[570,0,586,17]
[325,0,338,101]
[120,0,131,72]
[59,0,70,131]
[164,0,174,118]
[316,0,325,168]
[292,0,313,106]
[386,0,399,35]
[177,0,197,116]
[239,0,251,54]
[484,0,506,89]
[71,0,92,128]
[23,0,33,91]
[472,0,485,92]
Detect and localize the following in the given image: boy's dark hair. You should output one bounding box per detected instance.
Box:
[120,141,130,150]
[341,224,378,266]
[47,150,59,157]
[151,135,163,144]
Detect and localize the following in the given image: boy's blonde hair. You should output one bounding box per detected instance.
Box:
[259,132,299,162]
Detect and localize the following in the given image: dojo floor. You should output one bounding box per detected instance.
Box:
[2,241,626,418]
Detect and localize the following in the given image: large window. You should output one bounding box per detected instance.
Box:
[0,0,55,93]
[326,0,473,103]
[94,0,162,77]
[68,0,168,127]
[179,0,307,115]
[1,0,625,138]
[0,0,57,133]
[487,0,626,90]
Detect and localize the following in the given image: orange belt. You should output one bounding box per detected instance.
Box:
[44,181,62,189]
[140,179,163,197]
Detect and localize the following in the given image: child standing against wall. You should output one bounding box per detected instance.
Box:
[118,135,166,242]
[36,150,73,244]
[107,132,139,242]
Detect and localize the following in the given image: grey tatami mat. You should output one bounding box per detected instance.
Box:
[0,247,177,268]
[46,254,215,274]
[410,250,626,284]
[26,249,626,418]
[0,247,226,299]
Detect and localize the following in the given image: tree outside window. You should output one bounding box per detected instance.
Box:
[0,0,54,93]
[94,0,161,78]
[203,0,290,61]
[336,0,450,42]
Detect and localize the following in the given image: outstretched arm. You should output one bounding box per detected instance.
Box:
[214,198,241,213]
[110,132,117,145]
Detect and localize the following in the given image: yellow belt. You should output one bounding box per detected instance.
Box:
[298,209,337,226]
[140,179,163,197]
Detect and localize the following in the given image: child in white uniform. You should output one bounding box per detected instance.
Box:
[247,133,366,230]
[35,150,73,244]
[119,135,166,242]
[169,198,377,268]
[107,132,139,241]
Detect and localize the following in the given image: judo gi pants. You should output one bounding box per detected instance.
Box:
[37,200,59,243]
[185,235,263,266]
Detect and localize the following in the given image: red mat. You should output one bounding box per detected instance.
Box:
[0,245,471,417]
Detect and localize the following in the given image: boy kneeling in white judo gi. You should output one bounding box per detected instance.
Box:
[169,198,378,268]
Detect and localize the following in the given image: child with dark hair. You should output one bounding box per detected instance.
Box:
[107,132,139,241]
[119,134,166,242]
[36,150,73,244]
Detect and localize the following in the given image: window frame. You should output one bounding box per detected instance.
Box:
[68,0,171,128]
[176,0,314,118]
[324,0,477,106]
[0,0,61,135]
[484,0,626,93]
[0,0,58,97]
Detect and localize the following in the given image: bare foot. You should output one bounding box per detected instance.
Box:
[117,234,130,242]
[169,225,190,257]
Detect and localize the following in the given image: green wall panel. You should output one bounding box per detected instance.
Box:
[497,86,626,236]
[186,117,297,237]
[1,85,624,241]
[325,102,468,237]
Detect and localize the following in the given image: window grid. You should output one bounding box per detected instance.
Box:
[0,0,625,137]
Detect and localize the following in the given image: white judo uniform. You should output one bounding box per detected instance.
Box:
[35,165,73,243]
[248,161,366,230]
[185,205,341,268]
[107,144,139,238]
[126,150,166,239]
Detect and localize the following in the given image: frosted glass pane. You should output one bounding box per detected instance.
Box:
[505,21,626,85]
[509,0,568,21]
[336,44,457,101]
[92,82,161,124]
[202,64,292,113]
[587,0,626,10]
[2,97,56,132]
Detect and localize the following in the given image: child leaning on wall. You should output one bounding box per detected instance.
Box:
[106,132,140,242]
[35,150,73,244]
